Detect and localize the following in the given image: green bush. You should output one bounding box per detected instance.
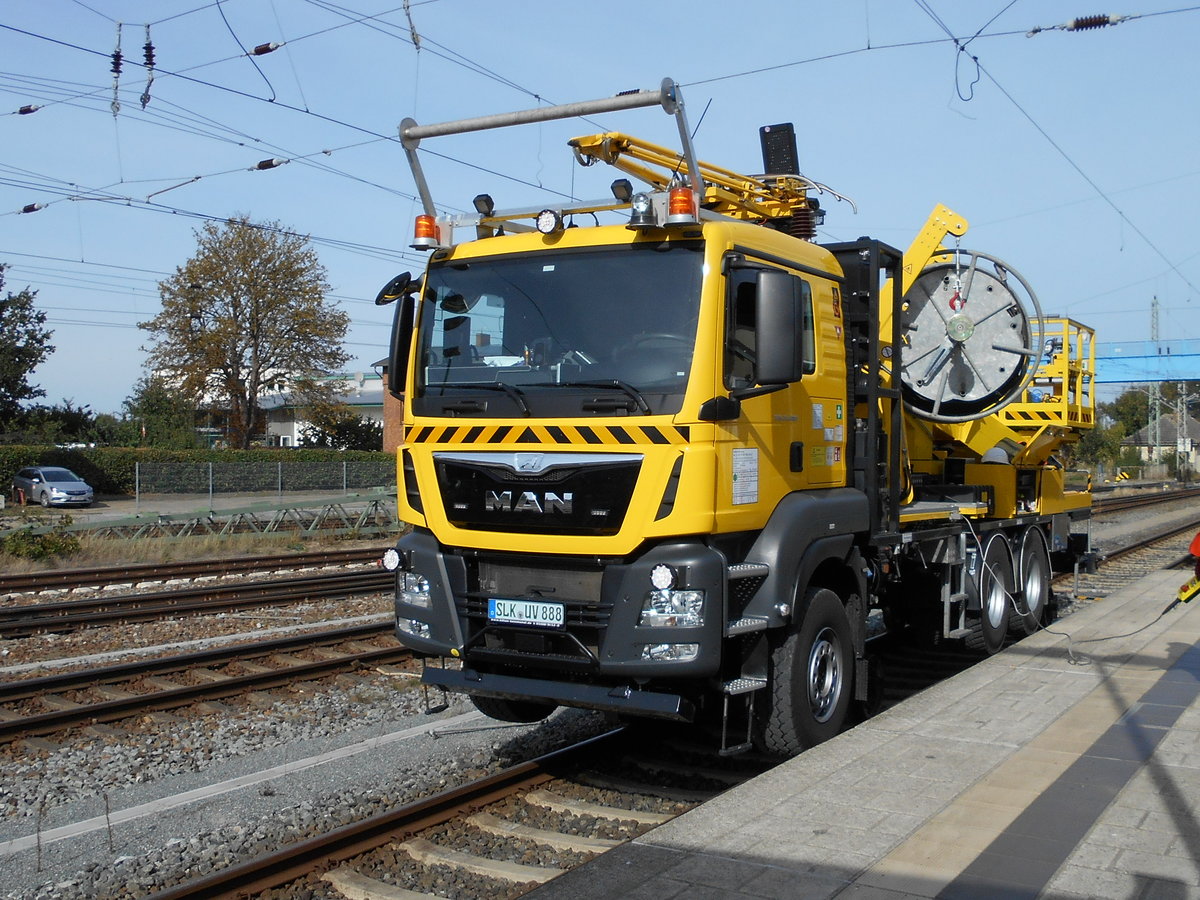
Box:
[0,446,394,497]
[2,527,81,561]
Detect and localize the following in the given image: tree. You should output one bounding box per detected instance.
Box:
[121,374,200,448]
[0,264,54,425]
[299,403,383,451]
[1101,388,1149,439]
[139,216,350,449]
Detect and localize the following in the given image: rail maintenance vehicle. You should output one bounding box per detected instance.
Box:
[378,79,1097,755]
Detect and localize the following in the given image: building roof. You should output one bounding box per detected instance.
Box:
[258,374,385,412]
[1122,413,1200,447]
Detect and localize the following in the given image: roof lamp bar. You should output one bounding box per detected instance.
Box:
[399,78,699,218]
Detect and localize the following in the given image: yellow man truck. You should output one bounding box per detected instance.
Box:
[378,79,1096,755]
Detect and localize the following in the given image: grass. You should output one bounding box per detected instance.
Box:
[0,530,390,575]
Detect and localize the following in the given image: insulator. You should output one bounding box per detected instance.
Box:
[143,41,156,68]
[252,42,281,56]
[18,105,41,115]
[255,157,287,170]
[110,48,123,75]
[20,203,45,214]
[1066,13,1116,30]
[770,208,816,241]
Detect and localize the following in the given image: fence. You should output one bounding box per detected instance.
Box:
[135,460,396,505]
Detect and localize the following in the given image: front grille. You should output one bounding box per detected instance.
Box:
[455,556,611,670]
[436,457,641,535]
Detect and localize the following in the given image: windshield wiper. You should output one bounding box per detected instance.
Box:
[540,380,652,414]
[436,382,531,416]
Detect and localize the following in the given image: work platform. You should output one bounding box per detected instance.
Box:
[531,570,1200,899]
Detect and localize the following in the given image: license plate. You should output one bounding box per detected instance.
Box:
[488,598,565,628]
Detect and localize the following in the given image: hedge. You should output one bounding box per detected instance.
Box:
[0,446,395,496]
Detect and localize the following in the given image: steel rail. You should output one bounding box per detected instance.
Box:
[0,621,394,702]
[1092,485,1200,513]
[140,728,625,900]
[0,569,393,637]
[0,638,411,745]
[0,546,385,595]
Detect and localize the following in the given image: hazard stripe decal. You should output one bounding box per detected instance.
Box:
[404,423,691,445]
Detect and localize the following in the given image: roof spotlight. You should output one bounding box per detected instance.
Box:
[627,192,657,229]
[610,178,633,203]
[535,209,564,235]
[472,193,495,216]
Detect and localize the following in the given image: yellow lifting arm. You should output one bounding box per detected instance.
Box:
[569,131,818,222]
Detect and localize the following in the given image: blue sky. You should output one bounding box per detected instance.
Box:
[3,1,1198,414]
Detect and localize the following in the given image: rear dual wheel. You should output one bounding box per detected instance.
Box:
[965,533,1014,655]
[1011,526,1051,635]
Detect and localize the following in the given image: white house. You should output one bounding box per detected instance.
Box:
[1121,413,1200,474]
[259,372,385,447]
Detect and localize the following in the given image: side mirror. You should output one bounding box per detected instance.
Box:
[387,294,416,397]
[754,269,804,386]
[375,272,413,306]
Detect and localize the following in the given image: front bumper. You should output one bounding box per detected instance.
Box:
[392,527,727,681]
[423,664,695,721]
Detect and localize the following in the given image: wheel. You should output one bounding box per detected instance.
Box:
[1011,527,1051,636]
[757,587,853,756]
[469,694,557,724]
[965,532,1014,654]
[39,492,50,508]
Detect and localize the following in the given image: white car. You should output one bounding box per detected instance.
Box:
[11,466,94,507]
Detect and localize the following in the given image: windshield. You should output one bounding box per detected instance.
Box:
[413,242,704,417]
[40,468,81,482]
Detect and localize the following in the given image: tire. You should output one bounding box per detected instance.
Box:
[965,532,1014,655]
[1011,527,1051,636]
[757,587,853,756]
[469,694,557,724]
[39,492,50,508]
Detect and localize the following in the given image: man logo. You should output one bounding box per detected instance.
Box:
[485,490,573,514]
[515,453,545,473]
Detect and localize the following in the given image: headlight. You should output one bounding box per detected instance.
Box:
[639,589,704,627]
[641,643,699,661]
[400,572,431,608]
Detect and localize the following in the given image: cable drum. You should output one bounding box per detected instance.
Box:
[899,249,1044,423]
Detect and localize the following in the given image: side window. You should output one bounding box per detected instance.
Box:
[800,280,815,375]
[724,266,816,387]
[726,269,757,389]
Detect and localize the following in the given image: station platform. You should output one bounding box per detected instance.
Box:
[530,570,1200,899]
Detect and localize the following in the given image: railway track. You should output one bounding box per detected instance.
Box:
[0,622,408,746]
[0,546,386,596]
[0,568,393,638]
[1059,516,1198,602]
[1091,484,1200,513]
[141,726,768,900]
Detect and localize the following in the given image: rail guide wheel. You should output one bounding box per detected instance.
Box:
[900,249,1045,423]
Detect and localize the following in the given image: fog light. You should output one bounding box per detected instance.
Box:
[397,618,431,639]
[381,548,401,571]
[639,589,704,627]
[650,564,676,591]
[641,643,699,661]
